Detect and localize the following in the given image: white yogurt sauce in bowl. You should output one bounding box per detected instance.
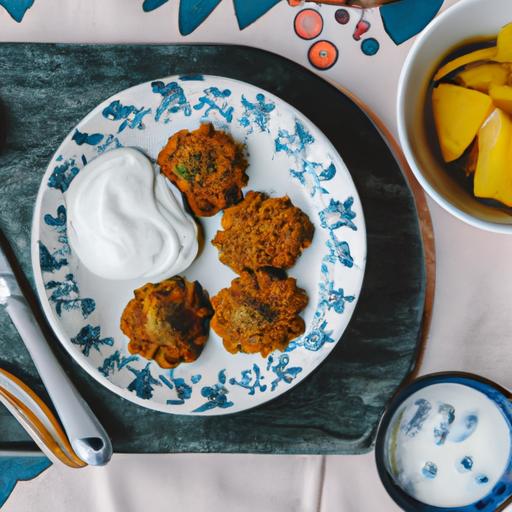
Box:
[385,382,512,508]
[66,147,198,280]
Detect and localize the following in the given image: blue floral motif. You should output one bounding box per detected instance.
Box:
[45,273,95,318]
[288,158,357,354]
[96,134,123,154]
[159,369,199,405]
[266,354,302,391]
[98,350,139,377]
[319,280,355,314]
[48,157,80,192]
[275,120,314,156]
[38,242,68,273]
[288,266,355,353]
[71,325,114,357]
[193,87,234,122]
[43,205,70,257]
[319,197,357,231]
[44,204,66,233]
[290,161,336,197]
[71,129,104,146]
[127,363,161,400]
[43,213,63,239]
[229,364,267,395]
[40,206,79,281]
[283,177,356,354]
[193,369,234,412]
[151,80,192,122]
[325,236,354,268]
[102,100,151,133]
[302,320,335,351]
[239,93,275,133]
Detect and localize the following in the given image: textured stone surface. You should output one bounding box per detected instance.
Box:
[0,44,425,454]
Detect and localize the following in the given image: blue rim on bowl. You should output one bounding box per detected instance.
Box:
[375,372,512,511]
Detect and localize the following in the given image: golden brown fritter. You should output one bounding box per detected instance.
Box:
[157,123,248,217]
[211,269,308,357]
[212,191,314,274]
[120,277,213,369]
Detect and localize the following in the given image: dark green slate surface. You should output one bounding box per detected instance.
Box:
[0,44,425,454]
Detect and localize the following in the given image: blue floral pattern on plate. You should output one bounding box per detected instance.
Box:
[159,369,201,405]
[151,80,192,122]
[194,370,234,412]
[32,75,366,415]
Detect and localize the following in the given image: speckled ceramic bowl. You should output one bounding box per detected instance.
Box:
[397,0,512,233]
[375,373,512,512]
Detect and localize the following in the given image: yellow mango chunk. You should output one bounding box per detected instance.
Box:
[474,108,512,206]
[490,84,512,114]
[456,63,508,92]
[434,46,496,81]
[494,23,512,62]
[432,84,494,162]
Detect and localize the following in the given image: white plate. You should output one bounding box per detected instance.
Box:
[31,75,367,415]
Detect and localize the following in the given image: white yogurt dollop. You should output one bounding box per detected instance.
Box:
[66,147,198,280]
[387,383,511,508]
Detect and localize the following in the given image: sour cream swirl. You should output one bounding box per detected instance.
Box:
[66,147,198,280]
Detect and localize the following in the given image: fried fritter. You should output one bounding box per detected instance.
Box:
[120,276,213,369]
[212,191,314,274]
[211,269,308,357]
[157,123,248,217]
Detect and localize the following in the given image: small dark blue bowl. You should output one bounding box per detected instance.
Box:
[375,372,512,512]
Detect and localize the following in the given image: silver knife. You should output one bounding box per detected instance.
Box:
[0,235,112,466]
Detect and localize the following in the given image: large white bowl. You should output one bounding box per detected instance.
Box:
[398,0,512,233]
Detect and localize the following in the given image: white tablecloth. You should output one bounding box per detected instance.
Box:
[4,0,512,510]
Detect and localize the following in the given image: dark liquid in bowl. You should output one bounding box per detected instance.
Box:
[425,38,512,214]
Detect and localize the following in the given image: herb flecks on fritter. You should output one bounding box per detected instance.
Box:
[157,122,248,217]
[211,269,308,357]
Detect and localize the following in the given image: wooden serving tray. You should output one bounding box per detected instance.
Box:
[0,44,432,454]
